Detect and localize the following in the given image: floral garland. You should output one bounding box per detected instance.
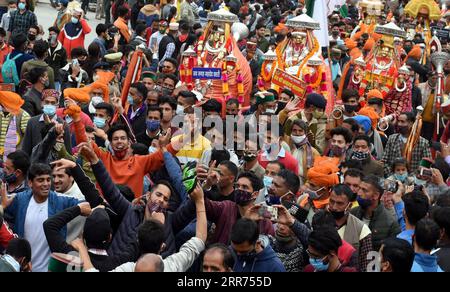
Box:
[222,60,229,97]
[236,64,244,104]
[260,60,276,82]
[296,36,320,78]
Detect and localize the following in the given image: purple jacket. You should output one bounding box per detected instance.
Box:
[205,199,275,244]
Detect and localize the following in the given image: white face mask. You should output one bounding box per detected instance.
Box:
[291,134,306,144]
[265,108,276,114]
[176,104,184,115]
[148,146,157,154]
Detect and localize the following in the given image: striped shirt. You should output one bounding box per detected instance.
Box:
[0,110,31,157]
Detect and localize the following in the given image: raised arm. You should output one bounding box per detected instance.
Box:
[79,143,132,218]
[43,203,90,254]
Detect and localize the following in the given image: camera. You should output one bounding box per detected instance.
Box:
[420,167,433,178]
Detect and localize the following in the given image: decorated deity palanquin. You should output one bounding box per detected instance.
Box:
[358,22,406,99]
[258,10,329,103]
[179,9,252,106]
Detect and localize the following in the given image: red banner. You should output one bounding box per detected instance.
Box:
[271,69,307,99]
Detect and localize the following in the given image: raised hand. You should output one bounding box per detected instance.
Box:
[1,183,14,209]
[78,202,92,217]
[50,159,77,172]
[274,204,295,226]
[78,142,99,164]
[158,128,172,148]
[284,97,301,113]
[189,182,205,202]
[244,204,264,222]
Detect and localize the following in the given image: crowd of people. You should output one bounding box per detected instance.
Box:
[0,0,449,273]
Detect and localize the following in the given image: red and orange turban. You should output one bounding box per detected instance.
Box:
[306,157,340,188]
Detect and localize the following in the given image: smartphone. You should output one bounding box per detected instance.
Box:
[385,179,398,193]
[258,205,278,221]
[420,168,433,178]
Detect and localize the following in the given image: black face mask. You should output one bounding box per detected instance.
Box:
[344,104,359,113]
[397,125,409,136]
[28,34,36,41]
[276,101,287,114]
[236,249,257,263]
[329,209,346,220]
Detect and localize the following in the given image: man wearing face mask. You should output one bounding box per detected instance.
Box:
[350,135,383,177]
[255,161,284,204]
[329,24,343,45]
[22,89,72,157]
[6,0,36,41]
[0,238,32,272]
[176,90,197,116]
[287,119,319,183]
[204,172,274,245]
[21,40,55,89]
[3,150,30,195]
[327,184,373,272]
[239,138,265,180]
[253,91,277,124]
[258,122,299,175]
[91,102,114,148]
[281,93,328,154]
[60,47,89,90]
[0,1,17,32]
[266,169,299,206]
[58,8,92,59]
[125,82,148,139]
[300,157,340,223]
[304,226,357,272]
[351,175,401,251]
[326,127,353,163]
[22,67,50,117]
[382,112,431,177]
[136,105,163,148]
[231,218,285,272]
[46,27,68,92]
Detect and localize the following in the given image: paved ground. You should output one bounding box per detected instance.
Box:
[35,0,102,47]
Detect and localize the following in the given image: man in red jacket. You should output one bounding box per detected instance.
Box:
[204,171,274,245]
[58,8,91,59]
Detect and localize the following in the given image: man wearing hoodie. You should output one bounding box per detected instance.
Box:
[231,218,286,272]
[138,0,160,28]
[411,218,444,272]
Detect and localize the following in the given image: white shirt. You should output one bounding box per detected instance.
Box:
[86,237,205,272]
[60,182,86,243]
[24,197,50,272]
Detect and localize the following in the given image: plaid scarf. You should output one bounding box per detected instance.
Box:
[294,138,314,168]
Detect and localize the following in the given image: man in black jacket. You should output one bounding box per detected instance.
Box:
[77,142,197,258]
[126,82,148,139]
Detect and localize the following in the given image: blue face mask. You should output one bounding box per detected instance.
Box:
[148,146,157,154]
[43,104,57,117]
[263,175,273,188]
[127,95,134,105]
[71,16,79,24]
[357,196,372,209]
[415,177,427,186]
[93,117,106,129]
[18,2,26,10]
[146,120,160,132]
[394,173,408,183]
[267,195,281,206]
[309,257,329,271]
